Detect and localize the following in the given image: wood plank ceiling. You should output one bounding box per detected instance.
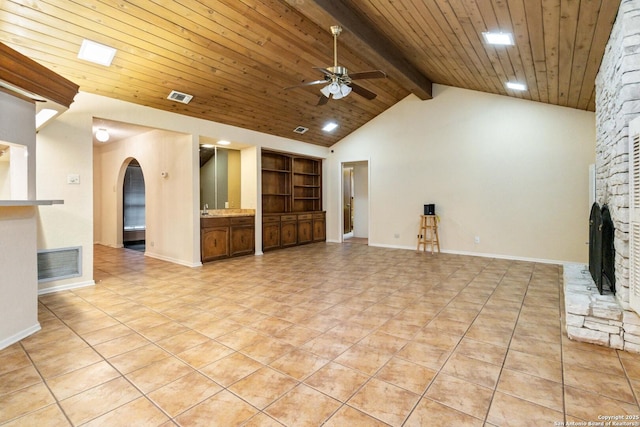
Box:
[0,0,620,147]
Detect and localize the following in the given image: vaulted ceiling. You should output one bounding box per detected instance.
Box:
[0,0,620,147]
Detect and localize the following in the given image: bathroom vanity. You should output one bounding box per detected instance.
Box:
[201,209,255,262]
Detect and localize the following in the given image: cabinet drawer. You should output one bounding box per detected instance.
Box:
[230,216,254,225]
[201,217,230,228]
[281,214,297,221]
[313,212,325,219]
[263,215,281,223]
[297,213,312,220]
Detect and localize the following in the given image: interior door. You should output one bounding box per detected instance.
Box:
[343,166,353,234]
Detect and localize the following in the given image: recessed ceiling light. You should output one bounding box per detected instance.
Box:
[482,32,514,46]
[201,144,215,148]
[506,82,527,91]
[322,122,338,132]
[217,140,231,146]
[35,108,58,128]
[78,39,117,66]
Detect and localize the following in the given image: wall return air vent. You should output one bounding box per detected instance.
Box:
[167,90,193,104]
[37,246,82,282]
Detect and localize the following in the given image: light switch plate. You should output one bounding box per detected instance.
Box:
[67,174,80,184]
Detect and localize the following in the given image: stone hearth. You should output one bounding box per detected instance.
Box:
[564,263,640,352]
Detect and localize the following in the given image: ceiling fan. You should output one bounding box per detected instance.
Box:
[285,25,387,105]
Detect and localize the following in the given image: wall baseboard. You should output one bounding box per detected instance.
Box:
[38,280,95,295]
[0,323,41,351]
[144,251,202,268]
[439,249,565,265]
[367,242,566,265]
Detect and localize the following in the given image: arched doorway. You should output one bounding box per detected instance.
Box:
[122,159,146,251]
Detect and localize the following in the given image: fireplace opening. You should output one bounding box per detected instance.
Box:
[589,202,616,295]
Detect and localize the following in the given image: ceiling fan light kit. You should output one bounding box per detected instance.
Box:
[285,25,386,105]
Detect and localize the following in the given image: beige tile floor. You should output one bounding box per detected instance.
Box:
[2,243,640,426]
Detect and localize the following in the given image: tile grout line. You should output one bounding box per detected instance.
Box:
[400,257,513,426]
[41,288,181,426]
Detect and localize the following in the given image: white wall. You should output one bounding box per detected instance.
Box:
[0,160,10,198]
[36,111,95,293]
[353,162,369,238]
[327,85,596,263]
[9,145,28,199]
[0,207,40,349]
[0,91,36,199]
[0,92,40,349]
[94,129,197,266]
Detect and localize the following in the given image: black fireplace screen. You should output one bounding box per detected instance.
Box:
[589,202,616,295]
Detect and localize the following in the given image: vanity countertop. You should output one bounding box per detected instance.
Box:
[201,209,255,218]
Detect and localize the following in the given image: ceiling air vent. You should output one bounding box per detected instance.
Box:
[167,90,193,104]
[293,126,309,134]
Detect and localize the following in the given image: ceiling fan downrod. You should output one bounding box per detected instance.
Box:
[329,26,346,76]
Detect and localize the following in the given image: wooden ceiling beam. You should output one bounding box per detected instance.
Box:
[307,0,433,100]
[0,42,78,107]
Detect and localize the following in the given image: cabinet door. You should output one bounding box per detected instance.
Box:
[313,217,326,242]
[262,222,281,251]
[230,225,254,257]
[281,221,298,247]
[201,228,229,261]
[297,219,313,244]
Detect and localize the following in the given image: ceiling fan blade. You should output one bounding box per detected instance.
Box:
[284,79,327,90]
[349,70,387,80]
[313,67,334,77]
[317,95,329,106]
[350,82,377,100]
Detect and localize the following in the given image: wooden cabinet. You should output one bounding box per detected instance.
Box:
[297,213,313,244]
[313,212,326,242]
[280,215,298,247]
[261,212,325,251]
[261,150,325,252]
[201,218,230,262]
[262,214,281,251]
[230,217,255,257]
[201,216,254,262]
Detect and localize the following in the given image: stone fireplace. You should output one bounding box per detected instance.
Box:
[564,0,640,352]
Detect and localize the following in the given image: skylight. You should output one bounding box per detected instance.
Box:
[482,32,515,46]
[506,82,527,91]
[322,122,338,132]
[78,40,117,66]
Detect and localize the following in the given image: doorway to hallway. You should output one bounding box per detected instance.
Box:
[342,161,369,245]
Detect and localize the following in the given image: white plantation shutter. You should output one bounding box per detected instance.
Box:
[629,116,640,314]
